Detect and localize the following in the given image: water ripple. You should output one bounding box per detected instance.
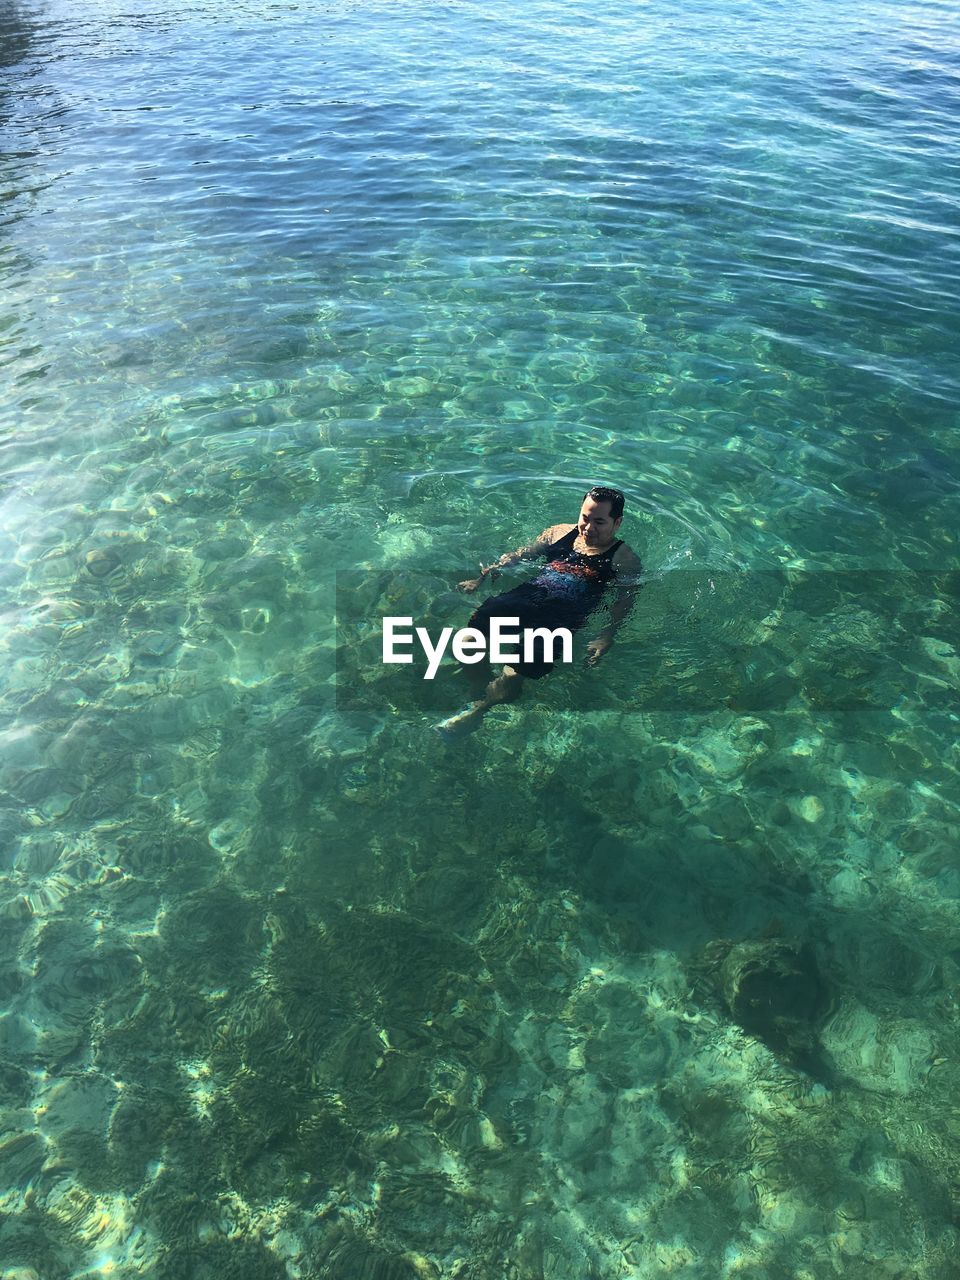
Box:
[2,0,960,1272]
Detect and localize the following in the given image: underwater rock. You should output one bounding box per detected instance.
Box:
[83,547,121,578]
[0,1130,48,1199]
[306,710,385,760]
[405,472,470,508]
[578,976,678,1088]
[207,816,249,855]
[385,374,433,397]
[317,1231,423,1280]
[38,792,75,821]
[795,794,826,823]
[37,1074,120,1141]
[819,1000,935,1095]
[133,630,180,661]
[29,552,75,590]
[0,1012,39,1058]
[374,523,437,565]
[827,928,938,999]
[682,731,751,781]
[0,1060,32,1108]
[201,534,249,561]
[698,937,830,1078]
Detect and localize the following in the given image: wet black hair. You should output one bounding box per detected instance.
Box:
[584,486,625,520]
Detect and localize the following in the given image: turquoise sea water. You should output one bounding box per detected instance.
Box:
[2,0,960,1274]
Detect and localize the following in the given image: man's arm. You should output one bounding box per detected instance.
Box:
[586,547,643,665]
[458,524,571,593]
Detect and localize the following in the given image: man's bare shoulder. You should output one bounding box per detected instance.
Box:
[539,522,576,543]
[612,543,643,574]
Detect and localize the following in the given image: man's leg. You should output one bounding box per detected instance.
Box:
[463,657,492,696]
[435,665,524,738]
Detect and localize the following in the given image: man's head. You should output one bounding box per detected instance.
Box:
[578,486,625,546]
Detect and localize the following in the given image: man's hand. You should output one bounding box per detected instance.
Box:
[457,530,560,597]
[459,561,502,593]
[585,636,612,667]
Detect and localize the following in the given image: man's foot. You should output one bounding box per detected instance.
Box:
[433,667,521,742]
[434,705,482,741]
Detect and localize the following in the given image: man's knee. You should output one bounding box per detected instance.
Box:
[498,666,524,701]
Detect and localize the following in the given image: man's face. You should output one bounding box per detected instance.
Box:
[578,496,621,546]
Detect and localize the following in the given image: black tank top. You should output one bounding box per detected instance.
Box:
[531,527,623,604]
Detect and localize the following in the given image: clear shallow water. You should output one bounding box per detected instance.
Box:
[1,0,960,1274]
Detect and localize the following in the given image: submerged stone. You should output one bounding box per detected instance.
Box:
[698,937,831,1079]
[83,547,121,577]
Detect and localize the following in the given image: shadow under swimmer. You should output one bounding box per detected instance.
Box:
[382,616,574,681]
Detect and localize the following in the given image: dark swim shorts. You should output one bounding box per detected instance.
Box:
[468,584,590,680]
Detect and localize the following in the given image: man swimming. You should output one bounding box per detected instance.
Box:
[436,486,642,738]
